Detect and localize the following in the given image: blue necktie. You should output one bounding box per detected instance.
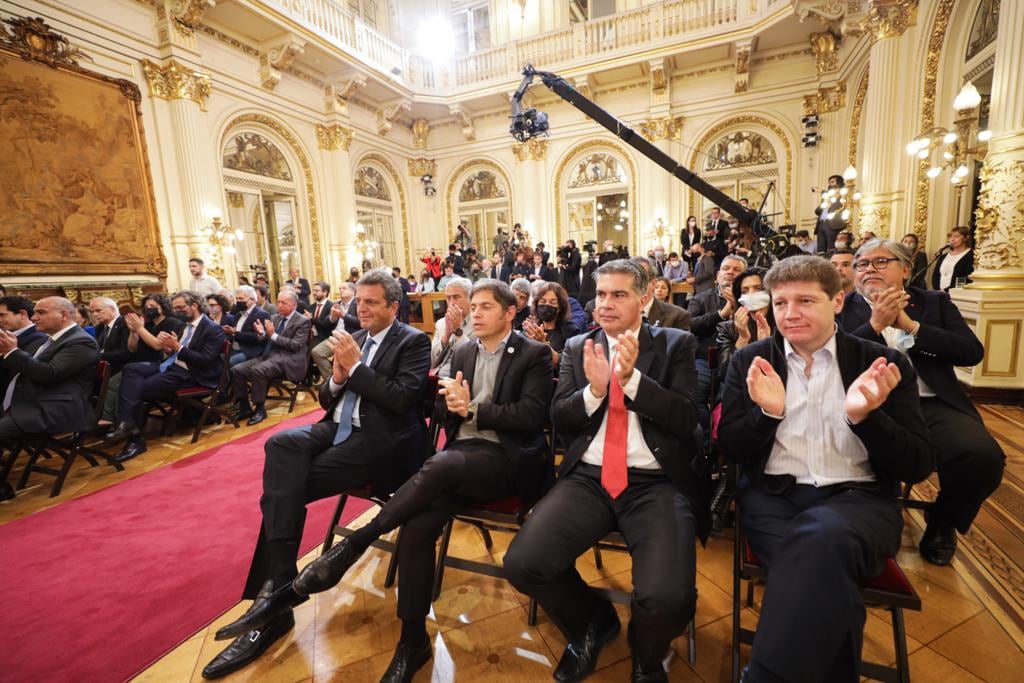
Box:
[333,337,376,445]
[262,316,287,356]
[159,323,194,373]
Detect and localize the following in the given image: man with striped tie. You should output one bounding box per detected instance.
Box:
[503,259,706,683]
[202,270,431,680]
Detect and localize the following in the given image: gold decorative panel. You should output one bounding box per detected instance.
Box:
[704,131,777,170]
[354,166,392,201]
[222,133,293,180]
[140,58,211,110]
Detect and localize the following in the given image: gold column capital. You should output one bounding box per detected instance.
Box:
[844,0,919,41]
[141,58,212,110]
[316,123,353,151]
[513,137,548,162]
[408,157,437,177]
[412,118,430,149]
[809,30,840,76]
[803,81,847,115]
[638,116,684,142]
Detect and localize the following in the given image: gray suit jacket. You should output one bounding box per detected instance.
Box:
[262,313,311,382]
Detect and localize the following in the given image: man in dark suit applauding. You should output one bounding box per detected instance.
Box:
[223,285,270,367]
[107,290,226,461]
[284,266,311,305]
[202,270,431,680]
[306,281,335,345]
[719,255,933,682]
[504,259,705,683]
[230,290,311,426]
[213,279,554,681]
[0,297,99,500]
[0,296,47,399]
[838,238,1003,566]
[88,297,132,376]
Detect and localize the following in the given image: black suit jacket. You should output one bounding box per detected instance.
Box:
[838,287,985,421]
[647,298,692,331]
[340,299,360,334]
[680,227,702,254]
[687,287,727,358]
[232,306,271,360]
[0,325,47,397]
[286,277,312,304]
[308,299,335,343]
[95,316,132,374]
[553,324,709,541]
[318,322,431,495]
[1,325,98,434]
[176,316,227,388]
[445,332,554,503]
[931,249,975,291]
[719,329,934,497]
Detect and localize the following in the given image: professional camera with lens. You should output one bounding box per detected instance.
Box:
[583,240,598,254]
[557,245,572,260]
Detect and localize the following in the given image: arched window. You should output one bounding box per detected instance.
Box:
[354,163,398,269]
[450,163,512,253]
[561,149,633,253]
[697,129,781,228]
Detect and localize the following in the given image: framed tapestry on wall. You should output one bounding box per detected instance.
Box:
[0,16,167,280]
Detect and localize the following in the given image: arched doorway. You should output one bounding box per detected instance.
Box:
[555,142,637,256]
[447,160,512,254]
[353,162,399,270]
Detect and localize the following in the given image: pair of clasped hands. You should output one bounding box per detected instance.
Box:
[582,331,639,401]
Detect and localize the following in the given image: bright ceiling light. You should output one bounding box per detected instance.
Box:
[943,131,958,144]
[416,17,454,61]
[926,166,943,178]
[977,129,992,141]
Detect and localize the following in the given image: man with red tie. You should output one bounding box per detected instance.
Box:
[504,259,706,683]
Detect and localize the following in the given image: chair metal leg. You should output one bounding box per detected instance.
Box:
[191,405,209,443]
[0,445,23,482]
[287,388,298,413]
[384,526,402,589]
[745,578,754,607]
[432,520,455,601]
[892,606,910,683]
[688,616,696,666]
[50,446,79,497]
[593,545,604,570]
[16,446,43,489]
[322,493,349,553]
[528,598,539,626]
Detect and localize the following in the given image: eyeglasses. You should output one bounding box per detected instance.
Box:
[853,257,901,272]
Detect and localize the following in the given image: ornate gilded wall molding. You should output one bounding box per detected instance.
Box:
[688,115,794,224]
[449,104,476,142]
[845,0,919,40]
[0,15,90,67]
[357,153,412,275]
[259,37,305,91]
[638,116,684,142]
[734,41,753,94]
[857,203,892,236]
[796,1,847,24]
[809,30,839,76]
[226,191,245,208]
[167,0,215,36]
[446,159,514,235]
[222,114,324,281]
[408,157,437,177]
[973,157,1024,272]
[912,0,956,238]
[412,118,429,149]
[324,74,366,116]
[315,123,352,151]
[512,138,548,162]
[849,67,869,166]
[376,100,411,136]
[141,58,212,110]
[802,81,847,115]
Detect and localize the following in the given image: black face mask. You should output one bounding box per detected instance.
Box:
[171,310,191,322]
[143,308,161,320]
[232,302,247,314]
[536,304,559,323]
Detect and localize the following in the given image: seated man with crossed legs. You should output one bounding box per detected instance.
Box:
[504,259,706,683]
[719,255,933,682]
[212,279,553,683]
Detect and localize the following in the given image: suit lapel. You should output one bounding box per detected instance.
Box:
[461,339,479,391]
[491,333,519,397]
[369,323,399,369]
[633,324,655,378]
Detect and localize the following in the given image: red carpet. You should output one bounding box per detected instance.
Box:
[0,410,372,683]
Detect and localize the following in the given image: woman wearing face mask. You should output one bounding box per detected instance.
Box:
[932,225,974,291]
[901,233,928,289]
[205,293,236,326]
[680,215,702,269]
[522,281,580,368]
[833,230,855,252]
[714,267,773,390]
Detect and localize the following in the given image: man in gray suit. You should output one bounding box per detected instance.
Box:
[0,297,99,500]
[230,291,311,426]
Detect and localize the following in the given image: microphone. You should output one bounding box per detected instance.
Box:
[935,244,952,256]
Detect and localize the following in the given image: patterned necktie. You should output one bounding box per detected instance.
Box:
[3,337,53,411]
[333,337,377,445]
[96,325,108,350]
[601,350,629,499]
[159,322,194,373]
[262,316,287,355]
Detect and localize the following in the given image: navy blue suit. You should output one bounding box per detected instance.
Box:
[230,306,271,362]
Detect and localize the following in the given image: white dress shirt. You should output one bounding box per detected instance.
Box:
[580,327,660,470]
[330,323,393,427]
[764,330,875,486]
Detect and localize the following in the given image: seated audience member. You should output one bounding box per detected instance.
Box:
[437,264,456,290]
[687,254,747,429]
[284,266,312,305]
[719,255,933,683]
[631,257,692,330]
[932,226,975,292]
[256,285,277,316]
[88,298,131,374]
[417,268,436,293]
[714,267,772,389]
[652,276,672,303]
[521,281,581,368]
[201,270,431,679]
[107,294,186,424]
[0,297,99,500]
[310,284,359,382]
[0,296,47,397]
[206,293,236,326]
[106,291,226,462]
[230,291,311,426]
[686,242,717,294]
[829,249,856,297]
[306,281,334,345]
[503,259,705,683]
[431,277,474,378]
[213,279,553,679]
[663,253,689,283]
[510,278,532,331]
[901,233,929,289]
[839,238,1004,565]
[75,304,95,337]
[222,286,270,367]
[834,230,855,251]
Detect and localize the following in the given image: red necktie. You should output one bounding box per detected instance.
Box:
[601,351,629,499]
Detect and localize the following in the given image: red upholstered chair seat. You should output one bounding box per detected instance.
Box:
[743,541,913,595]
[175,385,212,396]
[469,496,524,516]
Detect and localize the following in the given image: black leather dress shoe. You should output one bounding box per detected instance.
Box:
[380,637,432,683]
[202,610,294,679]
[553,608,621,682]
[0,480,14,501]
[631,661,668,682]
[919,520,958,566]
[104,423,135,441]
[113,439,147,463]
[215,580,308,640]
[246,407,268,426]
[293,537,368,596]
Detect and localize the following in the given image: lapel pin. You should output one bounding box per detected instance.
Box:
[507,346,515,354]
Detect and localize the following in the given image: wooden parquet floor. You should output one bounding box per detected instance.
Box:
[3,398,1023,682]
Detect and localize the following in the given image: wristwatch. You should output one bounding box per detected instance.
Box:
[465,401,476,422]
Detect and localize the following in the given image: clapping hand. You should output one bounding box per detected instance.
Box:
[613,330,638,385]
[263,318,276,336]
[522,317,548,344]
[222,324,236,335]
[746,356,785,416]
[845,357,901,424]
[754,311,771,340]
[868,287,908,333]
[253,319,266,337]
[582,339,611,399]
[156,331,180,353]
[124,312,144,334]
[720,288,738,319]
[330,303,343,321]
[439,370,471,417]
[327,329,361,382]
[734,306,751,345]
[0,329,17,355]
[442,305,464,344]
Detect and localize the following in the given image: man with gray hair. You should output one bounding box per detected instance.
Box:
[431,276,474,377]
[88,296,131,376]
[0,296,99,500]
[839,238,1003,566]
[222,285,270,367]
[230,290,311,426]
[510,277,532,331]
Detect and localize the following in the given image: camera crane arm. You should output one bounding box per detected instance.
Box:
[510,65,760,229]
